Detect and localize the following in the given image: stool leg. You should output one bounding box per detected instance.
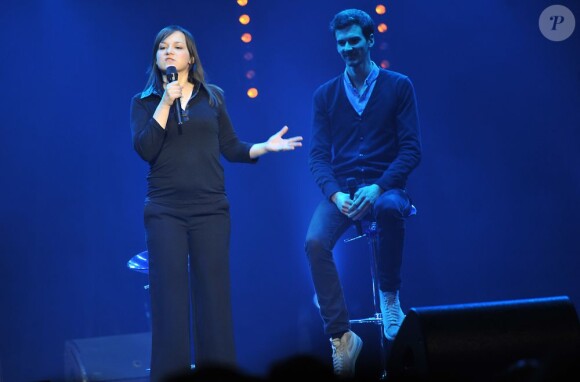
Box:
[347,222,388,379]
[368,223,388,380]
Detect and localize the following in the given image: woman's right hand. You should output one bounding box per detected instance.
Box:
[162,81,182,106]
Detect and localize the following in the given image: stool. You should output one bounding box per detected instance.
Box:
[345,204,417,380]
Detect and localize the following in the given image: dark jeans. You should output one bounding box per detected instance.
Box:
[304,188,413,336]
[144,198,236,382]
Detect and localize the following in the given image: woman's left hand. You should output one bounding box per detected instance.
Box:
[266,126,303,152]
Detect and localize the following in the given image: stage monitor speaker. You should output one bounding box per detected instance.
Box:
[64,332,151,382]
[386,295,580,381]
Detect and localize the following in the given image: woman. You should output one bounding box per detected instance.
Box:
[130,25,302,381]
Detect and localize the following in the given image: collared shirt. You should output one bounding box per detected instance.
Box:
[343,61,380,115]
[140,80,201,100]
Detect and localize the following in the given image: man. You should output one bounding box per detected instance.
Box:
[305,9,422,377]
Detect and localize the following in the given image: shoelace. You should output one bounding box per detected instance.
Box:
[383,295,403,324]
[387,302,402,324]
[331,339,344,373]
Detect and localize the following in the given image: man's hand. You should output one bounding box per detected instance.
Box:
[331,192,353,215]
[348,184,382,220]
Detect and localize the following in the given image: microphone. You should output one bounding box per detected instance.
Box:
[165,66,183,132]
[346,177,363,236]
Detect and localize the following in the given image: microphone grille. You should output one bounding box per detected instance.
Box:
[166,66,178,81]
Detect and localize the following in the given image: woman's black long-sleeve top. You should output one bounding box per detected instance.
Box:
[130,83,256,205]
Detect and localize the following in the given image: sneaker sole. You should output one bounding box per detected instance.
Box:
[350,337,363,374]
[383,316,406,341]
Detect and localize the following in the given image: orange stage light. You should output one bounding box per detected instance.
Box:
[241,33,252,43]
[247,88,258,98]
[376,5,386,15]
[239,14,250,25]
[377,23,388,33]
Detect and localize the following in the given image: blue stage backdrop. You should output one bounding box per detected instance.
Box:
[0,1,578,381]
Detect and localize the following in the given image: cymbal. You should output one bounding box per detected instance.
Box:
[127,250,149,274]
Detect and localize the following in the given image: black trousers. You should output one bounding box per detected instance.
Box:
[144,198,236,382]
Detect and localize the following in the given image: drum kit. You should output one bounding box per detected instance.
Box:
[127,250,149,289]
[128,250,151,334]
[127,250,149,274]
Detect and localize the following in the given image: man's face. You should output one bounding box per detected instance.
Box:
[335,24,374,67]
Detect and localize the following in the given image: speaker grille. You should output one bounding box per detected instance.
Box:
[387,296,580,381]
[64,332,151,382]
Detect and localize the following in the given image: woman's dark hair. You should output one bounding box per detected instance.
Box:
[329,9,375,41]
[143,25,222,106]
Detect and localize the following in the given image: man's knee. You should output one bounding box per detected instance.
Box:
[305,236,323,257]
[375,197,401,219]
[374,190,408,220]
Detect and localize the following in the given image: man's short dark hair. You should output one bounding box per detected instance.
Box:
[329,9,375,40]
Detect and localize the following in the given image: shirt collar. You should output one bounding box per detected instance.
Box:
[140,83,161,99]
[344,61,380,89]
[140,79,204,99]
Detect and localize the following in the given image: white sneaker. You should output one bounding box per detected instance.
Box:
[330,330,363,377]
[380,290,405,341]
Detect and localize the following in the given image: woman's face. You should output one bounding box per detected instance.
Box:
[156,31,193,74]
